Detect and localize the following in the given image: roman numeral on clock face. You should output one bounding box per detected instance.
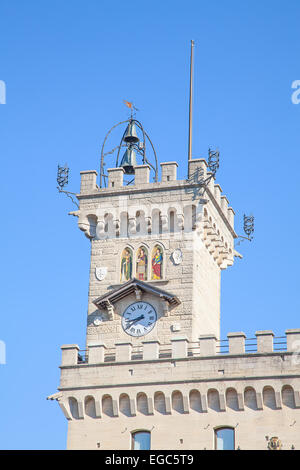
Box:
[122,302,157,337]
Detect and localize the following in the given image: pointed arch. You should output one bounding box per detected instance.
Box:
[151,244,163,280]
[136,246,148,281]
[120,247,133,282]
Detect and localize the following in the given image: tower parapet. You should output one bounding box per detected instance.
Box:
[54,329,300,450]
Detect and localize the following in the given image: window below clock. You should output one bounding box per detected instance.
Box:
[132,431,151,450]
[214,427,235,450]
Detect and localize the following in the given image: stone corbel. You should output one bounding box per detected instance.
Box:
[105,300,115,321]
[135,287,143,301]
[78,213,90,236]
[220,255,234,270]
[78,213,98,240]
[161,299,170,317]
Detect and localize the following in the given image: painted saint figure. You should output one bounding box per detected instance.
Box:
[121,248,133,282]
[136,247,148,281]
[151,246,163,280]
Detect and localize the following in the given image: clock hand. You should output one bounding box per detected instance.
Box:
[125,315,144,329]
[125,314,144,323]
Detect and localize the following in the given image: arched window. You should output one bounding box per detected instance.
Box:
[87,215,97,239]
[68,397,79,419]
[226,388,239,411]
[104,213,114,238]
[136,246,148,281]
[132,431,151,450]
[282,385,295,409]
[119,393,131,417]
[137,393,149,415]
[189,390,202,413]
[154,391,166,414]
[169,210,175,233]
[172,391,184,414]
[151,245,163,280]
[208,389,220,412]
[120,247,133,282]
[84,395,97,418]
[215,427,235,450]
[244,387,257,410]
[102,394,114,417]
[263,386,276,410]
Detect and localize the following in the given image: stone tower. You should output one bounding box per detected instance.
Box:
[48,118,300,451]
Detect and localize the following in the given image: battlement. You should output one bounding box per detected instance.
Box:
[60,329,300,368]
[56,329,300,433]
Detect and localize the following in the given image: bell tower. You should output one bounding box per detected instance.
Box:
[75,112,236,352]
[49,107,242,449]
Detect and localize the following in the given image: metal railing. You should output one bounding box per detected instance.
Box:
[77,335,288,364]
[273,336,287,351]
[77,350,88,364]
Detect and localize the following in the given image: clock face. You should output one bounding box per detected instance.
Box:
[121,301,157,337]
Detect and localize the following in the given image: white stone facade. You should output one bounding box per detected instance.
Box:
[49,159,300,450]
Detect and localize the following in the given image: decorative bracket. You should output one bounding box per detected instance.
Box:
[105,300,115,321]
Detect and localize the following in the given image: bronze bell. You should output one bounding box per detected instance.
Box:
[120,146,137,174]
[123,121,139,144]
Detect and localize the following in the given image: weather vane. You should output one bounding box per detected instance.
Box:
[56,164,79,209]
[123,100,139,119]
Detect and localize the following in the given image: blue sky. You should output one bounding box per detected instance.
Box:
[0,0,299,449]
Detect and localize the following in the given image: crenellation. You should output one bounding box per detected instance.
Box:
[160,162,178,182]
[214,184,222,205]
[134,164,151,185]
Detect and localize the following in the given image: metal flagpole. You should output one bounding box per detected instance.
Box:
[188,40,195,162]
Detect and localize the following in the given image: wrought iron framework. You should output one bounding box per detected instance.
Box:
[56,164,79,209]
[186,148,220,197]
[100,118,158,188]
[236,214,255,245]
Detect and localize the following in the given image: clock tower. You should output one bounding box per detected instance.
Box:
[48,115,300,451]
